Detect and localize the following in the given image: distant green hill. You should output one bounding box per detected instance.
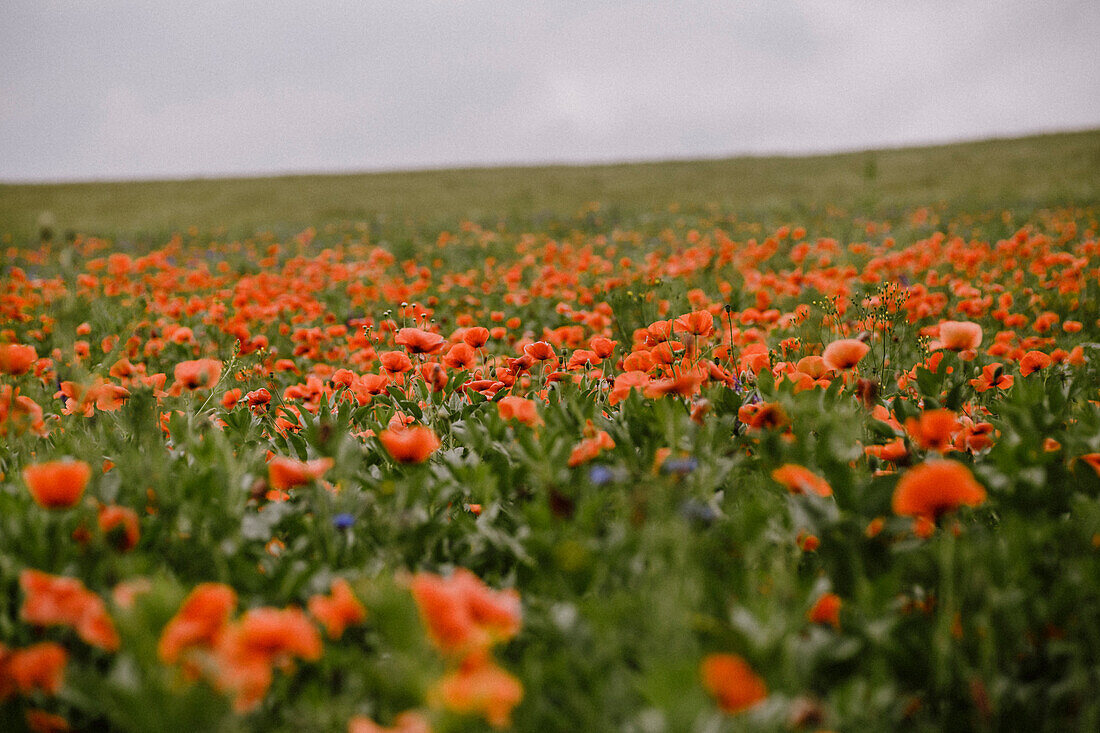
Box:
[2,129,1098,245]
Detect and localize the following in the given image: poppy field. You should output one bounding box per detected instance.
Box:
[3,167,1100,732]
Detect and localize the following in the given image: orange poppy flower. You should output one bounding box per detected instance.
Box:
[443,342,477,370]
[379,426,440,463]
[348,711,432,733]
[432,652,524,729]
[463,326,491,348]
[267,456,335,492]
[7,642,67,696]
[865,437,908,463]
[673,310,715,338]
[904,409,960,453]
[807,592,842,628]
[23,460,91,509]
[700,653,768,714]
[0,343,37,375]
[24,709,70,733]
[497,396,540,426]
[97,505,140,551]
[246,387,272,410]
[158,583,238,663]
[567,430,615,467]
[409,569,521,656]
[935,321,983,352]
[737,402,788,430]
[891,460,987,522]
[172,358,222,391]
[609,371,651,405]
[19,570,120,651]
[307,578,367,640]
[771,464,833,497]
[0,386,48,438]
[969,363,1013,392]
[213,607,322,712]
[379,350,414,374]
[822,338,870,371]
[395,327,446,354]
[1079,454,1100,477]
[1019,350,1052,376]
[644,368,706,399]
[522,341,556,362]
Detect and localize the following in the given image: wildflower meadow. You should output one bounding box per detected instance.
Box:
[3,141,1100,731]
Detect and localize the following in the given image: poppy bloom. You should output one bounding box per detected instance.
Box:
[432,653,523,729]
[904,409,960,453]
[865,437,908,463]
[0,343,37,375]
[158,583,238,663]
[0,386,48,438]
[609,371,651,405]
[379,426,440,463]
[1019,350,1052,376]
[246,388,272,411]
[348,712,432,733]
[892,460,987,522]
[24,709,71,733]
[97,505,140,551]
[700,653,768,714]
[7,643,67,696]
[807,592,842,628]
[379,351,414,374]
[23,460,91,509]
[589,336,617,358]
[737,402,788,430]
[644,368,706,399]
[674,310,715,338]
[394,327,446,355]
[307,578,367,640]
[20,570,120,651]
[822,338,870,371]
[771,464,833,497]
[567,430,615,467]
[522,341,556,362]
[1079,454,1100,477]
[267,456,334,492]
[463,326,491,348]
[409,569,522,656]
[969,363,1013,392]
[214,607,322,712]
[497,396,540,426]
[935,321,983,352]
[172,359,222,391]
[443,342,476,370]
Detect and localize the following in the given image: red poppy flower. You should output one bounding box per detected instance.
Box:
[700,653,768,714]
[892,460,987,522]
[822,339,870,371]
[394,327,446,355]
[379,426,440,463]
[23,460,91,509]
[0,343,37,375]
[771,464,832,497]
[807,592,842,628]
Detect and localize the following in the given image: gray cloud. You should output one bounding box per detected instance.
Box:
[2,0,1098,181]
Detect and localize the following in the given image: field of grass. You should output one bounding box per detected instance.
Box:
[2,129,1099,244]
[3,131,1100,731]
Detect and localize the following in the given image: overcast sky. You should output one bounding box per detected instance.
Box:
[2,1,1099,182]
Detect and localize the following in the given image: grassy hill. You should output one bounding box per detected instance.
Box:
[2,129,1098,244]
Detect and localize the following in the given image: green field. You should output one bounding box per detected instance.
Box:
[3,129,1098,244]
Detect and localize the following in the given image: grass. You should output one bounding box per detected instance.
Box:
[2,129,1099,245]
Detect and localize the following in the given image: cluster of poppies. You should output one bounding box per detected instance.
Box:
[2,203,1100,730]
